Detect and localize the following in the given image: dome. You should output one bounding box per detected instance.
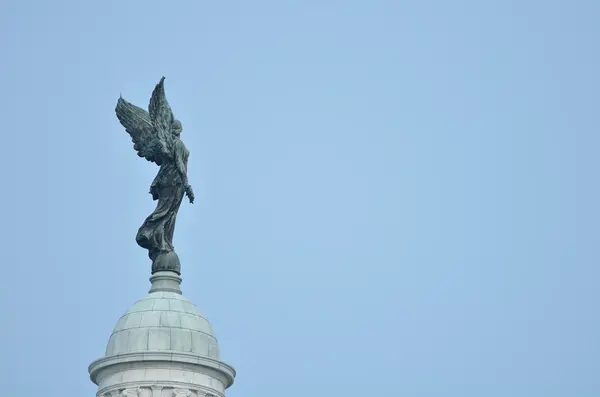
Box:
[89,271,235,397]
[105,290,220,359]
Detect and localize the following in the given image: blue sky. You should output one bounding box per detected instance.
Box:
[1,0,599,396]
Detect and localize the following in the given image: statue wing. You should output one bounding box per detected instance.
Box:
[115,96,157,162]
[148,77,175,156]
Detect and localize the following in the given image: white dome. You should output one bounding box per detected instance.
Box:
[105,290,220,359]
[89,271,235,397]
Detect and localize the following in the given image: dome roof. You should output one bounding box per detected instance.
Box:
[105,290,220,359]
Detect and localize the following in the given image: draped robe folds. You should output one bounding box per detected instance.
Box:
[136,139,190,265]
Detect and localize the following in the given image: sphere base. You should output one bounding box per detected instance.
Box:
[151,250,181,274]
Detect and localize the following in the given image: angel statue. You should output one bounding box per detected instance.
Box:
[115,77,195,275]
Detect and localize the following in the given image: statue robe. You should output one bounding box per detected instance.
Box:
[136,138,189,261]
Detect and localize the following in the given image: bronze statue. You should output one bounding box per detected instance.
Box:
[116,77,194,274]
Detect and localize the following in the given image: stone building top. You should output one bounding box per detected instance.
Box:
[89,272,235,397]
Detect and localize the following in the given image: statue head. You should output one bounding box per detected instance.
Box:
[172,120,183,136]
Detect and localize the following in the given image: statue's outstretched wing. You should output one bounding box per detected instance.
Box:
[115,97,157,162]
[116,77,176,165]
[148,77,175,155]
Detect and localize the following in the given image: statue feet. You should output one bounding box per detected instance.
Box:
[151,250,181,275]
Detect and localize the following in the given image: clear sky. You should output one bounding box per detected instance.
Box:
[1,0,598,396]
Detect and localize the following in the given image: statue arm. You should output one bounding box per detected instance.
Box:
[175,143,194,203]
[175,152,188,187]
